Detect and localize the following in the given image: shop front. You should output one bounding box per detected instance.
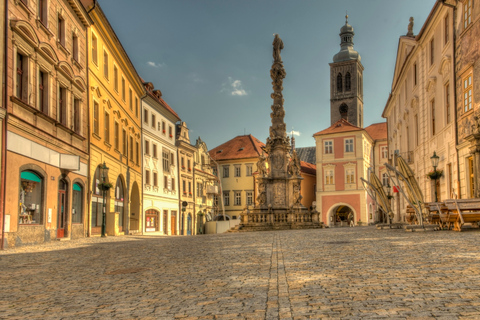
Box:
[145,209,159,232]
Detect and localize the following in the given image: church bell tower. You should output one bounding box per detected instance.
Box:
[330,15,364,127]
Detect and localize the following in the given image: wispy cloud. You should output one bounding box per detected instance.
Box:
[222,77,247,96]
[147,61,165,68]
[291,130,301,137]
[188,73,204,83]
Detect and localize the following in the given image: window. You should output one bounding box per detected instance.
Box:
[38,70,48,114]
[121,77,125,101]
[413,62,417,86]
[114,122,119,150]
[345,139,354,153]
[171,153,175,166]
[144,109,148,124]
[324,141,333,154]
[129,136,133,160]
[16,52,28,101]
[72,183,83,224]
[181,157,185,169]
[337,73,342,92]
[246,164,253,176]
[197,182,203,196]
[234,191,241,206]
[151,114,156,128]
[223,191,230,206]
[444,14,449,45]
[145,170,150,185]
[145,140,149,155]
[129,88,133,111]
[346,169,355,184]
[153,144,157,158]
[223,166,229,178]
[103,50,109,79]
[188,181,192,195]
[345,72,351,91]
[325,169,334,185]
[153,172,158,187]
[246,191,253,206]
[469,156,475,198]
[135,97,139,118]
[136,141,139,164]
[58,15,65,46]
[162,121,166,134]
[464,0,472,29]
[430,38,434,66]
[213,166,218,176]
[163,150,170,172]
[38,0,48,25]
[93,101,99,135]
[113,65,118,92]
[445,82,451,124]
[73,34,79,62]
[104,112,109,142]
[171,178,175,191]
[381,146,388,159]
[92,33,98,65]
[122,129,127,156]
[169,126,173,138]
[415,114,419,146]
[431,99,436,136]
[19,171,44,225]
[464,74,473,113]
[183,180,186,194]
[187,159,191,171]
[234,165,241,177]
[163,175,168,189]
[73,98,80,134]
[382,173,389,186]
[58,86,67,126]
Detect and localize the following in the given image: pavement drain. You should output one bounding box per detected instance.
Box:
[324,241,352,244]
[104,267,150,275]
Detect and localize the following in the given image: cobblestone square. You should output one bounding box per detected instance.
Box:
[2,227,480,319]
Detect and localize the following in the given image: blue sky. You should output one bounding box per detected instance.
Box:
[100,0,436,149]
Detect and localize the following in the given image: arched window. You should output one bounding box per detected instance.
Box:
[337,73,343,92]
[19,170,44,224]
[339,103,348,120]
[345,72,351,91]
[115,177,125,230]
[72,183,83,224]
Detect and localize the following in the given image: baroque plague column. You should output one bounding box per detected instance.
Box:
[242,35,321,230]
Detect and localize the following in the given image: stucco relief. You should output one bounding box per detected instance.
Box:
[273,182,286,207]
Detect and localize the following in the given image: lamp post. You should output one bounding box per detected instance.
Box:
[101,161,109,237]
[386,182,392,223]
[430,151,440,202]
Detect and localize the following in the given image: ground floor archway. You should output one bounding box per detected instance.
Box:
[130,181,140,232]
[327,204,356,227]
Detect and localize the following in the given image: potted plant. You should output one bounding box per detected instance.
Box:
[426,169,443,180]
[98,182,113,191]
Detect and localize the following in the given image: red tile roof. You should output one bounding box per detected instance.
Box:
[209,135,265,161]
[364,122,387,141]
[141,79,181,121]
[300,161,316,176]
[313,118,362,136]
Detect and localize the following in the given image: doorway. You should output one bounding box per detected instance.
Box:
[57,180,68,238]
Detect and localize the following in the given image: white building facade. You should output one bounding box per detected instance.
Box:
[141,83,180,235]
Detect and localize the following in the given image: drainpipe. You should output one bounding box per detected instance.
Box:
[85,17,92,237]
[1,0,8,250]
[87,0,97,14]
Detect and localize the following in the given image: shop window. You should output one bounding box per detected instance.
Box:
[72,183,83,224]
[115,177,124,229]
[145,209,159,232]
[19,171,44,225]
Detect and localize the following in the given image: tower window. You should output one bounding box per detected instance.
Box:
[337,73,343,92]
[339,103,348,120]
[345,72,351,91]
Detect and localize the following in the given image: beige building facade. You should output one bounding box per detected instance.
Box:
[3,0,91,247]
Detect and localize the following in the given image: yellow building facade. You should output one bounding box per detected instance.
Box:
[82,2,144,236]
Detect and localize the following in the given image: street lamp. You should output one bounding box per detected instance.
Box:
[430,151,440,202]
[101,161,109,237]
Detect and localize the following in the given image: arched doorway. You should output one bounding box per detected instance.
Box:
[187,213,192,235]
[330,205,354,227]
[114,176,125,232]
[19,170,44,225]
[57,179,68,238]
[91,166,108,235]
[130,181,140,232]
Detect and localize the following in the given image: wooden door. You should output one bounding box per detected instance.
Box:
[171,211,176,235]
[57,190,66,238]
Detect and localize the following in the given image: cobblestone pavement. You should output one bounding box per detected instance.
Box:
[2,226,480,319]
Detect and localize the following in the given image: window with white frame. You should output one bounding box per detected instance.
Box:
[346,168,355,184]
[234,191,241,206]
[325,169,334,185]
[246,191,253,206]
[38,70,48,114]
[91,33,98,65]
[381,146,388,159]
[345,139,354,153]
[464,0,472,29]
[246,164,253,176]
[324,140,333,154]
[382,173,389,186]
[223,166,229,178]
[234,165,241,177]
[464,73,472,113]
[16,52,29,102]
[223,191,230,206]
[162,149,170,172]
